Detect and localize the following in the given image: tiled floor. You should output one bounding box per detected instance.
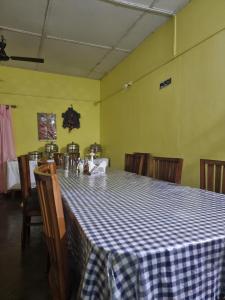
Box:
[0,194,50,300]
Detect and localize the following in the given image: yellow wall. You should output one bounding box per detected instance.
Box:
[0,66,100,156]
[100,0,225,187]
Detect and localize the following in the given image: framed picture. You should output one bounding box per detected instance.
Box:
[37,113,57,140]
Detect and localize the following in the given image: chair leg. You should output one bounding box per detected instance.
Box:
[27,216,31,241]
[21,216,27,249]
[46,251,50,274]
[21,216,31,249]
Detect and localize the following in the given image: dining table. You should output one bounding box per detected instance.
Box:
[58,169,225,300]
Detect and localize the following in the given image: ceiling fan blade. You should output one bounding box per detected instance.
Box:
[10,56,44,63]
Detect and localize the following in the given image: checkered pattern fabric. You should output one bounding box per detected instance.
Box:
[58,170,225,300]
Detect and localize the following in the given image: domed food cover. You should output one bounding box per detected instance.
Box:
[67,142,79,154]
[28,151,42,161]
[45,141,59,153]
[89,142,102,157]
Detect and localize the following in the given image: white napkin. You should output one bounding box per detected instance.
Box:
[94,158,109,167]
[91,160,108,174]
[47,159,55,163]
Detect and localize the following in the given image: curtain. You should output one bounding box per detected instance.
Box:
[0,105,16,193]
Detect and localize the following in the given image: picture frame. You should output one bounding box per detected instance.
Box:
[37,113,57,140]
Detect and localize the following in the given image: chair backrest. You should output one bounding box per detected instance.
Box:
[133,152,151,176]
[124,153,144,175]
[149,156,183,184]
[124,153,133,173]
[18,155,31,200]
[69,153,80,169]
[34,163,68,300]
[54,152,64,167]
[200,159,225,193]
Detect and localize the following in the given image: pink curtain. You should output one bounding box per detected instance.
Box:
[0,105,16,193]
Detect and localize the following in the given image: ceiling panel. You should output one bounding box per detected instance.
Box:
[37,38,109,77]
[153,0,190,13]
[117,14,168,49]
[0,30,41,70]
[0,0,47,33]
[46,0,142,47]
[126,0,155,5]
[88,71,105,80]
[92,50,128,76]
[38,61,91,78]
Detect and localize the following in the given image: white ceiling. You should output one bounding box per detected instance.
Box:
[0,0,190,79]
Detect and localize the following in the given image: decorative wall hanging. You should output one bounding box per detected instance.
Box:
[62,105,80,132]
[37,113,56,140]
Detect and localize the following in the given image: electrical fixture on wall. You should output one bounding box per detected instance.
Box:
[123,81,133,89]
[160,78,172,89]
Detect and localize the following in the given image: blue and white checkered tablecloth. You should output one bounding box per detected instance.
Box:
[58,170,225,300]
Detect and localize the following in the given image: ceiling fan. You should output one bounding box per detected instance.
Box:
[0,35,44,63]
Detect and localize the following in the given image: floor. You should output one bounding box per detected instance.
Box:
[0,194,51,300]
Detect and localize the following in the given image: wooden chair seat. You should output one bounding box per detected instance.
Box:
[149,156,183,184]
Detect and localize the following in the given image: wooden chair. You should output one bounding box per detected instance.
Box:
[133,152,151,176]
[124,153,144,175]
[69,153,80,169]
[18,155,42,249]
[200,159,225,193]
[54,152,64,168]
[34,163,69,300]
[149,156,183,184]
